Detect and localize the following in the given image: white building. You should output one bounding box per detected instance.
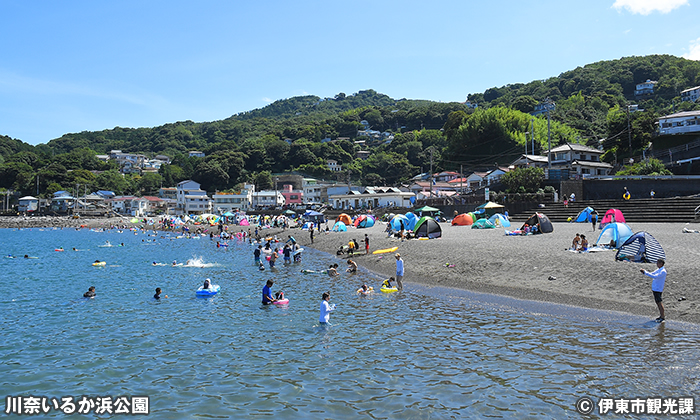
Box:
[252,190,285,208]
[658,110,700,136]
[212,183,255,213]
[176,180,212,215]
[189,151,205,158]
[329,187,414,210]
[635,79,657,97]
[545,143,613,177]
[327,160,342,172]
[18,196,39,212]
[681,86,700,103]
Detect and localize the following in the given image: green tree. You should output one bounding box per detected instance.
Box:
[500,167,545,193]
[615,158,671,175]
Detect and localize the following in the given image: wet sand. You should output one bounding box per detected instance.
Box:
[301,221,700,325]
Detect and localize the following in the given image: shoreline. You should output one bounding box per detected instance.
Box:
[5,215,700,324]
[300,220,700,325]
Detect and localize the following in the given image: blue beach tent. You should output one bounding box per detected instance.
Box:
[404,212,418,231]
[615,231,665,263]
[595,222,633,248]
[390,214,410,231]
[488,213,511,228]
[573,207,595,223]
[331,221,347,232]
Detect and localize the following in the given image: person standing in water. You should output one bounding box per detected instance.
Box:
[319,292,334,324]
[395,253,405,291]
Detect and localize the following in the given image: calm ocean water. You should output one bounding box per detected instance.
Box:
[1,227,699,419]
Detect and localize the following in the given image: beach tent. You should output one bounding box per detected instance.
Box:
[303,210,325,224]
[452,213,474,226]
[467,212,480,222]
[414,205,440,216]
[573,207,595,223]
[472,219,496,229]
[404,212,418,230]
[600,209,625,228]
[615,231,665,263]
[353,214,375,228]
[476,201,505,217]
[390,214,410,231]
[488,213,511,228]
[332,221,347,232]
[336,213,352,226]
[521,213,554,233]
[596,222,633,248]
[414,216,442,238]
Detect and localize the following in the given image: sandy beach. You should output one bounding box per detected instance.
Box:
[300,220,700,325]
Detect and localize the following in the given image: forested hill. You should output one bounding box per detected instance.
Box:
[1,55,700,198]
[468,54,700,142]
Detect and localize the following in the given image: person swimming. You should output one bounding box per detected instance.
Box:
[83,286,96,298]
[357,284,373,295]
[382,277,395,289]
[154,287,168,299]
[202,278,212,289]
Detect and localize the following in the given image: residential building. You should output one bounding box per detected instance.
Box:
[434,171,460,182]
[327,160,342,172]
[545,143,613,178]
[485,167,510,185]
[212,184,255,213]
[252,190,285,208]
[329,187,414,210]
[303,178,324,204]
[280,184,303,206]
[681,86,700,103]
[176,180,211,215]
[510,154,549,169]
[189,151,205,158]
[159,187,177,200]
[466,172,488,190]
[657,110,700,135]
[635,79,657,97]
[406,180,459,198]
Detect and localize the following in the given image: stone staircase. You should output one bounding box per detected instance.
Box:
[508,197,700,223]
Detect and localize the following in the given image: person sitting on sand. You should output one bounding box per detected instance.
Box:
[83,286,96,298]
[578,235,589,252]
[357,284,373,295]
[346,259,358,273]
[571,233,581,250]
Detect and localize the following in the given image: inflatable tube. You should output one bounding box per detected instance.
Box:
[55,248,64,252]
[196,284,220,296]
[273,298,289,305]
[92,261,106,266]
[301,269,327,275]
[372,246,398,255]
[293,247,304,255]
[380,286,399,293]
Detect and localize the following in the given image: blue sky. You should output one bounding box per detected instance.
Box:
[1,0,698,145]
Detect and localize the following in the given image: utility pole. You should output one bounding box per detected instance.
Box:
[460,164,463,194]
[544,99,554,178]
[531,118,535,157]
[428,148,434,199]
[627,104,632,156]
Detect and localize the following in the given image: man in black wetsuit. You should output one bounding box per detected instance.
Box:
[83,286,96,298]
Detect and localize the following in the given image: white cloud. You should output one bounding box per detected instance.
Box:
[262,97,273,103]
[612,0,688,14]
[683,37,700,60]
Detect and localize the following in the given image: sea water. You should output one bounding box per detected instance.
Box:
[1,227,699,419]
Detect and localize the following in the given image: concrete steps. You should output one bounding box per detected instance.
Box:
[509,197,700,223]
